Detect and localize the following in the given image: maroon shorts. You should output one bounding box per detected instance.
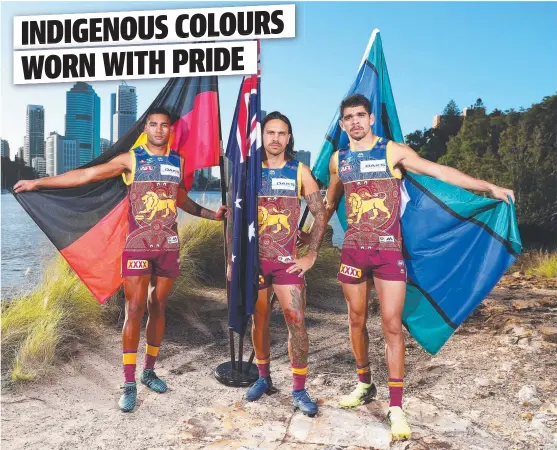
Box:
[338,247,406,283]
[121,250,181,279]
[259,260,305,290]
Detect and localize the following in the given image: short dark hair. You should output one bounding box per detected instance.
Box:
[145,107,172,125]
[262,111,295,160]
[340,94,371,117]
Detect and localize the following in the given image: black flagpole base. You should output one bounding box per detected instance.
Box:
[214,361,259,387]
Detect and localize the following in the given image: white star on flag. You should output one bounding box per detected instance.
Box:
[248,222,255,241]
[232,254,236,262]
[235,198,242,208]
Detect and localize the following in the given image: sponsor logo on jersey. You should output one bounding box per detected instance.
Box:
[340,164,352,173]
[361,159,387,173]
[278,255,294,263]
[271,178,296,191]
[127,260,148,270]
[160,164,180,178]
[379,235,395,243]
[339,263,362,278]
[167,236,178,244]
[139,165,153,172]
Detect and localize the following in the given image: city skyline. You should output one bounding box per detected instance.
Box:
[2,2,555,167]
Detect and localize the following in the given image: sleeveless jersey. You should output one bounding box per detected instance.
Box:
[123,146,182,252]
[335,137,402,251]
[258,159,303,262]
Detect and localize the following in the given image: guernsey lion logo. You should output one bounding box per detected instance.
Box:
[258,206,291,235]
[135,191,176,221]
[347,192,391,224]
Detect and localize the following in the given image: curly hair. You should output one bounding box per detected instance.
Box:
[339,94,371,118]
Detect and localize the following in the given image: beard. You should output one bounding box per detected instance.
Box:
[265,145,286,156]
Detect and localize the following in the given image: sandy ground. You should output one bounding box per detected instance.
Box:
[2,276,557,450]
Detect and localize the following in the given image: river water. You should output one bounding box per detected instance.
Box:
[1,193,344,299]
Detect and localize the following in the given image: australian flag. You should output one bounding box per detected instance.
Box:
[225,57,262,334]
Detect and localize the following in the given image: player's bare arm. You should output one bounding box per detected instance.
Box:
[391,142,515,203]
[297,153,344,249]
[176,188,228,221]
[286,165,326,277]
[13,152,132,193]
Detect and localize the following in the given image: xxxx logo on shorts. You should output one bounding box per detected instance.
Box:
[340,263,362,278]
[127,260,148,269]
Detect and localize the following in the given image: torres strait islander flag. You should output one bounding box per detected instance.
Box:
[311,29,522,354]
[14,76,220,303]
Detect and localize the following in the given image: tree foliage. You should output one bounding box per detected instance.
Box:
[405,95,557,232]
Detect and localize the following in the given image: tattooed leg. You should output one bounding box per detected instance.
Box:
[273,283,309,372]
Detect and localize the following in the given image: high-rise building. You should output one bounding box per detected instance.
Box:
[17,146,24,161]
[24,105,45,166]
[112,83,137,143]
[45,132,58,176]
[0,139,9,158]
[100,138,111,154]
[194,168,212,189]
[295,150,311,167]
[65,82,100,166]
[32,156,47,177]
[110,93,116,145]
[45,132,79,176]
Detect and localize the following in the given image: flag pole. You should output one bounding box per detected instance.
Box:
[214,75,236,369]
[213,73,258,387]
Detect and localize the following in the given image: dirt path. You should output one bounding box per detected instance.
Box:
[2,278,557,449]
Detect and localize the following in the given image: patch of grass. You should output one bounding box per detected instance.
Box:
[1,256,101,382]
[517,250,557,278]
[168,219,227,316]
[1,219,344,383]
[178,218,227,288]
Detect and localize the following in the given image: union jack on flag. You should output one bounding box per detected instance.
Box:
[225,44,262,334]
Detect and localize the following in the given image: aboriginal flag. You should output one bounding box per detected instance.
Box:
[14,77,220,303]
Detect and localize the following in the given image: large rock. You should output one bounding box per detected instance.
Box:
[404,398,471,435]
[286,407,391,449]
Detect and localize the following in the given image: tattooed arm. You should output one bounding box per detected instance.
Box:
[302,171,327,256]
[176,187,228,221]
[296,153,342,249]
[286,165,326,277]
